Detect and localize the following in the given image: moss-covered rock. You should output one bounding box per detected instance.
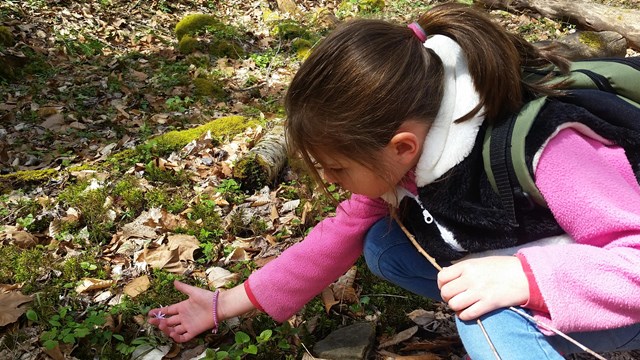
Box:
[175,14,245,58]
[178,34,200,54]
[274,20,310,41]
[175,14,221,41]
[193,77,227,98]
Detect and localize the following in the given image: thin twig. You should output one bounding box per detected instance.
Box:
[390,211,606,360]
[391,212,501,360]
[360,294,409,299]
[476,318,502,360]
[508,307,607,360]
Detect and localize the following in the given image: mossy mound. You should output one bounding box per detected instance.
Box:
[209,38,245,59]
[193,77,227,99]
[175,14,246,58]
[274,20,310,41]
[178,34,200,54]
[175,14,222,41]
[339,0,385,13]
[0,169,59,193]
[0,26,15,47]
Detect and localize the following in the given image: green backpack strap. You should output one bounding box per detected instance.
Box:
[484,57,640,219]
[483,96,548,222]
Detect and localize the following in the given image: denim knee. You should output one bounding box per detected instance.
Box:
[363,217,441,299]
[363,218,401,279]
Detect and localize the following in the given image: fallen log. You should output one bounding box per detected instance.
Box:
[477,0,640,50]
[534,30,628,60]
[233,122,288,191]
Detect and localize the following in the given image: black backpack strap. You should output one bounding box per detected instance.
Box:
[486,114,519,226]
[483,97,549,225]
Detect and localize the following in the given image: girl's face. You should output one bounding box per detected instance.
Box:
[315,148,413,199]
[313,119,429,198]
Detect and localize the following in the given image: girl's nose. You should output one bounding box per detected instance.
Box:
[321,169,337,184]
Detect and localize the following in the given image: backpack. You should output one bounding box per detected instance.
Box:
[482,57,640,224]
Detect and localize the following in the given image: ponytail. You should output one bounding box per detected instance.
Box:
[418,3,570,122]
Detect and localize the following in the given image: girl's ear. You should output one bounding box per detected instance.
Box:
[388,131,422,165]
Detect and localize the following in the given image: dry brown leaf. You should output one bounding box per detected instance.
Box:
[377,349,442,360]
[76,278,115,294]
[141,234,200,273]
[378,326,419,349]
[331,283,358,304]
[0,284,22,292]
[41,113,66,132]
[123,275,150,298]
[43,345,66,360]
[407,309,437,326]
[5,229,37,248]
[206,267,240,289]
[224,247,249,263]
[320,287,339,313]
[0,291,33,326]
[130,69,148,81]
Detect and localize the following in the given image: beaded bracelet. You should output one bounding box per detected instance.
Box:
[212,289,220,334]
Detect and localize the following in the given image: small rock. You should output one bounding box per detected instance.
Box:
[313,322,376,360]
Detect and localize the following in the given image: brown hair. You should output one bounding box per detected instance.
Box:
[285,2,569,188]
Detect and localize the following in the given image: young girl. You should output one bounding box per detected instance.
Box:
[149,3,640,358]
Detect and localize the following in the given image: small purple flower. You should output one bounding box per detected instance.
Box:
[154,306,166,319]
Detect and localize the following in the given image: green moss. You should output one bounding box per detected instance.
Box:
[0,26,14,47]
[339,0,385,13]
[578,32,606,50]
[274,20,310,40]
[233,152,270,191]
[175,14,220,41]
[193,77,227,98]
[146,115,255,154]
[0,169,59,193]
[178,34,199,54]
[113,176,145,216]
[58,182,113,244]
[208,38,245,59]
[144,188,186,214]
[291,38,313,51]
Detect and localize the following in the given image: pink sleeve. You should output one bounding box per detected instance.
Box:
[246,194,389,322]
[517,128,640,333]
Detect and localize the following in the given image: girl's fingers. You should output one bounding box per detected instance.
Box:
[457,300,490,321]
[446,288,478,313]
[439,277,469,302]
[174,280,195,295]
[437,265,462,289]
[172,324,188,336]
[165,315,182,327]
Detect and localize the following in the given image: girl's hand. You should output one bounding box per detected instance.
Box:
[437,256,529,321]
[147,280,215,343]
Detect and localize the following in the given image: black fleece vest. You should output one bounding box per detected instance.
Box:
[398,93,640,262]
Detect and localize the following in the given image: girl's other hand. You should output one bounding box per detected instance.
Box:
[437,256,529,321]
[147,280,215,343]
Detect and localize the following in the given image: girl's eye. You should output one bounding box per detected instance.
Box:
[329,168,344,173]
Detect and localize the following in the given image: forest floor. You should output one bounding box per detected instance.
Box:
[0,0,638,359]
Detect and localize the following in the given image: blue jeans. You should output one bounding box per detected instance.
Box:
[363,218,640,359]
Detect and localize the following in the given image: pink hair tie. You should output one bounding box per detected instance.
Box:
[408,22,427,42]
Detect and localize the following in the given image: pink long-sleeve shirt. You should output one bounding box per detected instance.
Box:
[246,128,640,332]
